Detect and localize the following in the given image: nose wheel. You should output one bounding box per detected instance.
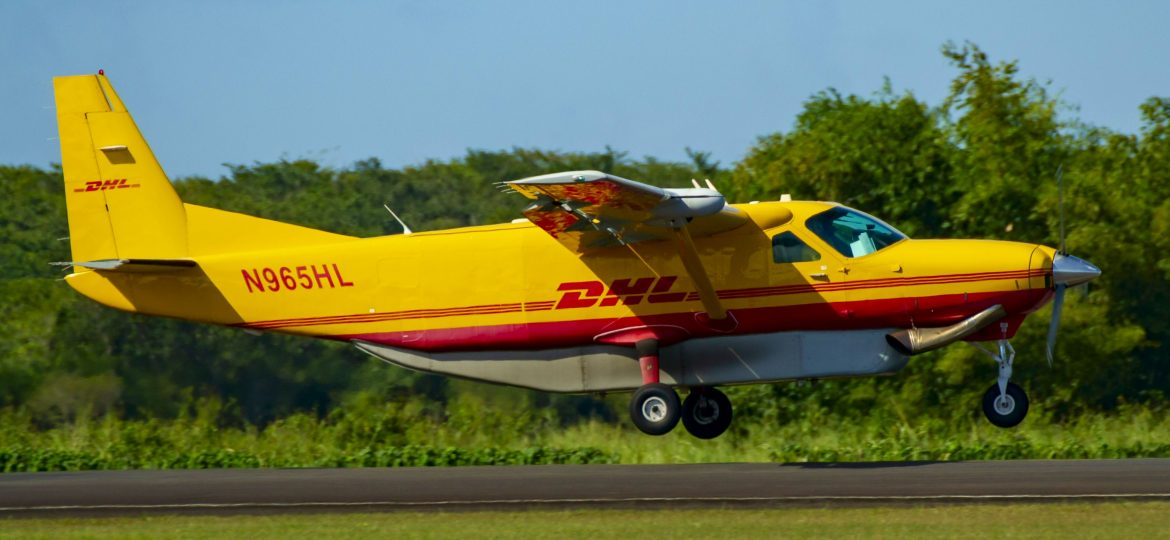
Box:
[974,337,1030,428]
[982,381,1029,427]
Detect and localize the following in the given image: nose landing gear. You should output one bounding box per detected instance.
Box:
[974,337,1030,428]
[982,381,1029,428]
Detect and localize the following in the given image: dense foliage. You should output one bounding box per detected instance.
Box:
[1,43,1168,464]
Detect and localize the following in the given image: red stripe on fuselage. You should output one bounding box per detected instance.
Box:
[239,269,1046,332]
[341,288,1052,352]
[717,269,1042,299]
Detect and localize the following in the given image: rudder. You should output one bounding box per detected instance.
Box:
[54,73,187,266]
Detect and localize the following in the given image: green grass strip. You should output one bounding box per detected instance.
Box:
[5,503,1170,539]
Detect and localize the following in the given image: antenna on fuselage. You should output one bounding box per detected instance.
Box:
[383,203,413,235]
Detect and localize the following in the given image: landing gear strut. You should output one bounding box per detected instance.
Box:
[974,336,1030,428]
[626,339,735,438]
[628,339,681,435]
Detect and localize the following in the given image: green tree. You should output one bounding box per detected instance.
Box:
[940,41,1065,241]
[728,86,953,237]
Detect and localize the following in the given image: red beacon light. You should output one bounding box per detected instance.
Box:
[98,69,104,75]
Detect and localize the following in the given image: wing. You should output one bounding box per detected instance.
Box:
[504,170,748,252]
[505,170,751,325]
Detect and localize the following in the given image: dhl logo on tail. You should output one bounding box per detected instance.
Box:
[73,179,141,193]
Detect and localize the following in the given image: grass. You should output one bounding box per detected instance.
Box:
[543,404,1170,463]
[4,395,1170,471]
[4,503,1170,539]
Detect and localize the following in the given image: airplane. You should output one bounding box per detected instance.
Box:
[51,72,1100,439]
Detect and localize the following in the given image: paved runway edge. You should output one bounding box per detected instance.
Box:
[3,459,1169,517]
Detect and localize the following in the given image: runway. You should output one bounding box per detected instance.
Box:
[2,459,1169,516]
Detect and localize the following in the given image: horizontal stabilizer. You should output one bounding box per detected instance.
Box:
[55,258,198,273]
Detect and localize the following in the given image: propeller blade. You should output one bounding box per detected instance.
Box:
[1056,164,1066,254]
[1046,284,1067,367]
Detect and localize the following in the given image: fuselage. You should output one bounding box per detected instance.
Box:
[65,200,1056,352]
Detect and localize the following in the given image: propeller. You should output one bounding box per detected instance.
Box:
[1046,165,1066,368]
[1044,165,1100,366]
[1057,165,1066,255]
[1045,282,1065,367]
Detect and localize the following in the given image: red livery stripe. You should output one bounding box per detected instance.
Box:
[341,288,1053,352]
[719,269,1044,300]
[239,268,1044,331]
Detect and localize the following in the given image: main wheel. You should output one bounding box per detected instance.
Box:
[681,388,733,440]
[982,382,1029,428]
[629,383,681,436]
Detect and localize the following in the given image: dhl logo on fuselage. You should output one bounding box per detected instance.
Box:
[72,179,141,192]
[556,276,686,309]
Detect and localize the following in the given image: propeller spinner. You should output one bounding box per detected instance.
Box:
[1045,252,1102,366]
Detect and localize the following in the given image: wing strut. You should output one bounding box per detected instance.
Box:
[671,225,729,322]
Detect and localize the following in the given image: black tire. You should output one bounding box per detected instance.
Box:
[629,383,681,436]
[681,388,733,440]
[982,382,1029,428]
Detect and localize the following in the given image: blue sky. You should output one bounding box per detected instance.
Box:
[3,1,1169,179]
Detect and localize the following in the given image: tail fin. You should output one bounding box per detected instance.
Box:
[54,73,187,266]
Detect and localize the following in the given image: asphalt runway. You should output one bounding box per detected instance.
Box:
[2,459,1169,516]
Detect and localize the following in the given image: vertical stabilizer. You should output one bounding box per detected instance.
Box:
[54,73,188,266]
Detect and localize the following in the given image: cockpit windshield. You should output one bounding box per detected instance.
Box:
[805,206,907,258]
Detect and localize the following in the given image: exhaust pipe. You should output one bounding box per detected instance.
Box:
[886,304,1007,356]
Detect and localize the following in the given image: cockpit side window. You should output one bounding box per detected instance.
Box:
[772,231,821,263]
[805,207,907,258]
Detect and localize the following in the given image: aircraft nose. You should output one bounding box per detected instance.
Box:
[1052,253,1101,287]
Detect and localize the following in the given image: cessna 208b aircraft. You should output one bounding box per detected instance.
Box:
[53,73,1100,439]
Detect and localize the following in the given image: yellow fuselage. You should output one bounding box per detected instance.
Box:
[66,201,1055,352]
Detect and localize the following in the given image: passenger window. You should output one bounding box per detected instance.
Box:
[772,232,821,263]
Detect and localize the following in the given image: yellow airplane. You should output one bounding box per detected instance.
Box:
[53,73,1100,439]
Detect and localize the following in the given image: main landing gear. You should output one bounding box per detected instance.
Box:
[627,340,734,439]
[974,336,1030,428]
[629,383,681,435]
[629,385,734,439]
[681,388,733,439]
